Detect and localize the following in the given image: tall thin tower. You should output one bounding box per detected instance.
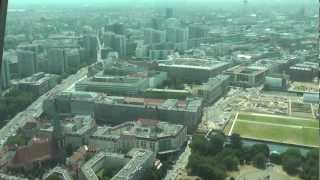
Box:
[0,0,8,73]
[318,0,320,57]
[318,0,320,176]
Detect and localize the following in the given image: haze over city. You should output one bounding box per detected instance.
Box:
[0,0,319,180]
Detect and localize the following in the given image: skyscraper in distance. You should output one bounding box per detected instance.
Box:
[48,48,66,75]
[17,50,37,78]
[165,8,174,19]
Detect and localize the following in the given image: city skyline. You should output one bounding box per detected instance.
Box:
[0,1,318,180]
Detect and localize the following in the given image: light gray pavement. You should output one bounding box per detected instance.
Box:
[164,139,191,180]
[0,32,104,150]
[0,66,88,150]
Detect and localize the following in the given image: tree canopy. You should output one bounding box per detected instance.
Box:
[188,133,319,180]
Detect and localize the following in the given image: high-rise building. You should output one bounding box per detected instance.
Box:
[65,49,81,73]
[103,32,127,58]
[79,47,90,65]
[48,48,66,75]
[83,35,98,64]
[152,30,166,44]
[150,49,173,60]
[188,24,209,39]
[13,72,59,97]
[166,27,189,43]
[17,43,41,73]
[176,28,189,42]
[151,18,163,30]
[126,41,137,57]
[17,44,40,54]
[105,23,125,35]
[164,18,180,28]
[144,28,166,44]
[165,7,174,19]
[103,31,114,48]
[114,34,127,58]
[166,28,177,43]
[17,50,37,78]
[100,47,112,59]
[144,29,153,44]
[135,44,150,58]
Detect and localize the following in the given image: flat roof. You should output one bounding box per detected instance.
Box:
[14,72,58,86]
[123,120,185,139]
[159,58,229,70]
[81,149,154,180]
[225,65,267,75]
[146,88,190,93]
[114,149,154,179]
[64,115,95,136]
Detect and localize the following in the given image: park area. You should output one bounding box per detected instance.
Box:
[224,112,319,147]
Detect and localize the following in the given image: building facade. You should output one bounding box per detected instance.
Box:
[17,50,37,78]
[224,65,268,87]
[80,149,155,180]
[13,72,59,97]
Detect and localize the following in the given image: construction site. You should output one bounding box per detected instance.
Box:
[198,87,319,148]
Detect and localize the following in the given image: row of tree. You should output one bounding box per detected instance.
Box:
[187,133,241,180]
[274,148,319,180]
[0,89,34,127]
[5,133,28,146]
[187,132,319,180]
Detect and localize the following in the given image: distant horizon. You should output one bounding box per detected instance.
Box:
[9,0,315,6]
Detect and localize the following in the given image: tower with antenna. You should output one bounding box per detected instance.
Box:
[241,0,249,29]
[243,0,249,16]
[318,0,320,71]
[165,0,173,19]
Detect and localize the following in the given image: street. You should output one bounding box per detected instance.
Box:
[0,66,88,150]
[164,138,191,180]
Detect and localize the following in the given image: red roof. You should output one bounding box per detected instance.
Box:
[10,139,58,168]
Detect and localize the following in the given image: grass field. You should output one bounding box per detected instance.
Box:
[226,112,319,147]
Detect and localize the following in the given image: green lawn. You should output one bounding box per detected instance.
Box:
[229,113,319,147]
[237,113,318,128]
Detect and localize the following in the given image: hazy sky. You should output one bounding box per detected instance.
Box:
[9,0,315,9]
[9,0,312,4]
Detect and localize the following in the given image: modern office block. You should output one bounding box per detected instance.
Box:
[188,24,209,39]
[89,119,187,154]
[159,58,230,83]
[224,65,268,87]
[48,48,66,75]
[83,35,98,64]
[144,28,166,44]
[103,32,127,57]
[17,50,37,78]
[198,75,230,104]
[105,22,125,35]
[13,72,59,97]
[65,49,81,73]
